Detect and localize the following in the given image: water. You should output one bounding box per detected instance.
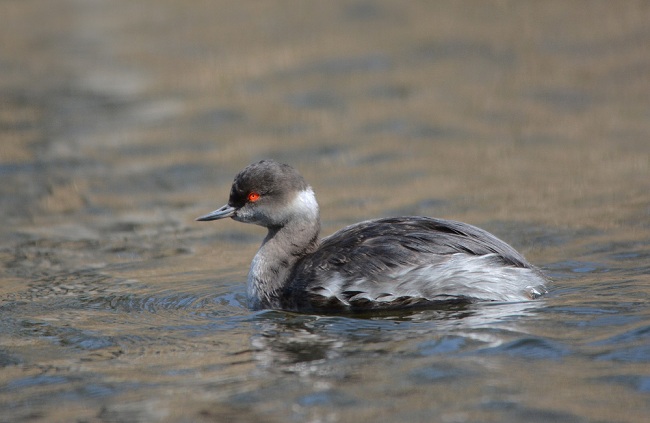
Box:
[1,1,649,422]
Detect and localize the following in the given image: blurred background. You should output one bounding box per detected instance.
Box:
[1,1,649,422]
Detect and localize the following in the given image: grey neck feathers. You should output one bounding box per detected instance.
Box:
[247,217,320,309]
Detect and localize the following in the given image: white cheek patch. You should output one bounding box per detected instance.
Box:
[290,188,319,222]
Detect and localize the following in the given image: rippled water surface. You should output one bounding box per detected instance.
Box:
[1,1,649,422]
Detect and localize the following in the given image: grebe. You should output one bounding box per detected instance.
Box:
[197,160,548,312]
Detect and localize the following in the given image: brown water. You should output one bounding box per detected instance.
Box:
[1,1,649,422]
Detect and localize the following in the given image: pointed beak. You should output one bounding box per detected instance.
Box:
[195,204,236,221]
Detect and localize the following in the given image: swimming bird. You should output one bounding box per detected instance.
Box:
[197,160,548,312]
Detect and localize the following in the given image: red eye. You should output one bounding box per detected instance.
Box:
[247,192,261,202]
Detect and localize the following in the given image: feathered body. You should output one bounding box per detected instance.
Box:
[197,160,548,313]
[282,217,547,312]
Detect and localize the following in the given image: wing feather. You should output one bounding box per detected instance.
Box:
[282,217,545,311]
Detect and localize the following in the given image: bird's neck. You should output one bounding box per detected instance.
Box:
[247,189,321,309]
